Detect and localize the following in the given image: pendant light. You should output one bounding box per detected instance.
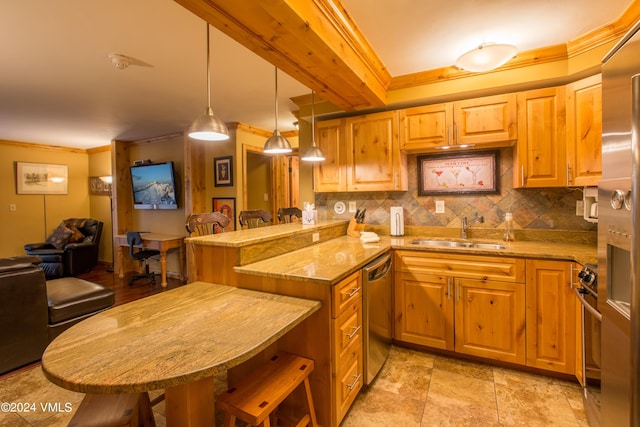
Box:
[188,23,229,141]
[263,67,292,154]
[301,90,325,162]
[455,42,518,73]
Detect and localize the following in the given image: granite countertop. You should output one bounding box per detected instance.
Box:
[185,220,348,247]
[234,233,597,285]
[41,282,321,394]
[234,235,392,285]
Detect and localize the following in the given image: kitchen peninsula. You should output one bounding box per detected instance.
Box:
[186,221,596,426]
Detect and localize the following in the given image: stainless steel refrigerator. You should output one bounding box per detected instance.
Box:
[601,18,640,427]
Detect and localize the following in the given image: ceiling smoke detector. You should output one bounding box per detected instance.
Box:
[108,53,131,70]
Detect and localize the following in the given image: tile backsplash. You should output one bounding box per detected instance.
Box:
[314,148,597,232]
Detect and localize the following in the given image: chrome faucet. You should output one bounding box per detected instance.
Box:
[461,213,484,239]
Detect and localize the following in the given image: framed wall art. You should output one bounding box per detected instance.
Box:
[16,162,68,195]
[212,197,236,232]
[417,150,500,196]
[214,156,233,187]
[89,176,112,196]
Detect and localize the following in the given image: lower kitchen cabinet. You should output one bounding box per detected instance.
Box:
[331,271,363,423]
[525,259,577,374]
[394,251,526,365]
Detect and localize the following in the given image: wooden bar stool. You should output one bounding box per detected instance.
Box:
[68,392,155,427]
[217,352,318,427]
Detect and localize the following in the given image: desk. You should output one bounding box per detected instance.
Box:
[115,233,185,287]
[41,281,321,426]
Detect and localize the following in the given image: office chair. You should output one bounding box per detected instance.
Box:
[126,232,160,286]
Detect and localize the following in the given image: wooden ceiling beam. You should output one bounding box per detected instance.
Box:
[174,0,391,111]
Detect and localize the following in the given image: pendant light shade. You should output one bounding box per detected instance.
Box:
[188,23,229,141]
[264,67,292,154]
[301,90,325,162]
[455,42,518,73]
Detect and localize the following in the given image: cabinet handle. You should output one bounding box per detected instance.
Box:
[456,280,460,302]
[566,164,572,185]
[570,264,574,289]
[447,125,451,145]
[447,277,451,300]
[347,373,362,390]
[521,166,525,187]
[346,325,361,339]
[454,123,458,144]
[347,287,361,297]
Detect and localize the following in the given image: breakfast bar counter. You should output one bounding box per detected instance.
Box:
[41,281,321,425]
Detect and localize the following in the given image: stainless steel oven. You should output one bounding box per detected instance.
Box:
[576,263,602,427]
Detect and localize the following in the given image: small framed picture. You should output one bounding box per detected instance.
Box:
[212,197,236,232]
[214,156,233,187]
[89,176,112,196]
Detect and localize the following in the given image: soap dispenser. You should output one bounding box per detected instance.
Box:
[504,213,515,242]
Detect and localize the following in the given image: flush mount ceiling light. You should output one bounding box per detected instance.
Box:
[108,53,131,70]
[263,67,292,154]
[455,43,518,73]
[301,90,325,162]
[188,23,230,141]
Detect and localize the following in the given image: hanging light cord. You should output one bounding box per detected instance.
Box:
[274,67,279,131]
[206,24,212,112]
[311,90,316,145]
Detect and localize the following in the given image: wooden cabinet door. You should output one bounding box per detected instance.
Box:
[454,278,526,364]
[453,93,517,146]
[515,87,567,188]
[394,271,454,350]
[399,103,453,151]
[525,259,576,374]
[345,111,407,191]
[314,118,347,192]
[566,74,602,187]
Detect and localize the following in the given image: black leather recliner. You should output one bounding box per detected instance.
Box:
[0,256,115,375]
[24,218,103,279]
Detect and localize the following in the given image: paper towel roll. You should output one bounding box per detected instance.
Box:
[390,206,404,236]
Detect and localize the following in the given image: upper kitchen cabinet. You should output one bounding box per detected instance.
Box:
[399,93,517,153]
[399,103,453,151]
[346,111,407,191]
[514,86,567,188]
[315,111,407,192]
[314,118,348,192]
[566,74,602,187]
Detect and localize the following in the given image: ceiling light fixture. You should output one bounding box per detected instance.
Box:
[263,67,292,154]
[108,53,131,70]
[455,43,518,73]
[301,90,325,162]
[188,23,229,141]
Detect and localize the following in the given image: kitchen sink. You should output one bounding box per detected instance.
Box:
[410,239,506,250]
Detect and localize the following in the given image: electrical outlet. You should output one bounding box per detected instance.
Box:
[9,204,16,212]
[348,201,357,213]
[263,193,269,202]
[576,200,584,216]
[312,232,320,242]
[435,200,445,214]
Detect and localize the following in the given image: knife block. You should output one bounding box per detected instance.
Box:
[347,217,365,238]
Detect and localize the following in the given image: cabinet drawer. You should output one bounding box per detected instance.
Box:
[334,345,363,422]
[395,250,525,283]
[332,271,362,317]
[332,299,362,368]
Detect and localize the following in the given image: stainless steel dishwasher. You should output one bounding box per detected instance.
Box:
[362,251,393,385]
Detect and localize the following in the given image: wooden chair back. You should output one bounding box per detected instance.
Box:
[277,207,302,224]
[238,210,272,229]
[185,212,232,236]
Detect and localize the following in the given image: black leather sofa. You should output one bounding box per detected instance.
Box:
[0,256,114,375]
[24,218,103,279]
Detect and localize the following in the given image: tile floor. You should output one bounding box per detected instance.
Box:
[0,346,587,426]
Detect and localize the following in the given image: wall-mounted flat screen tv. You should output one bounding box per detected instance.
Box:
[130,161,178,210]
